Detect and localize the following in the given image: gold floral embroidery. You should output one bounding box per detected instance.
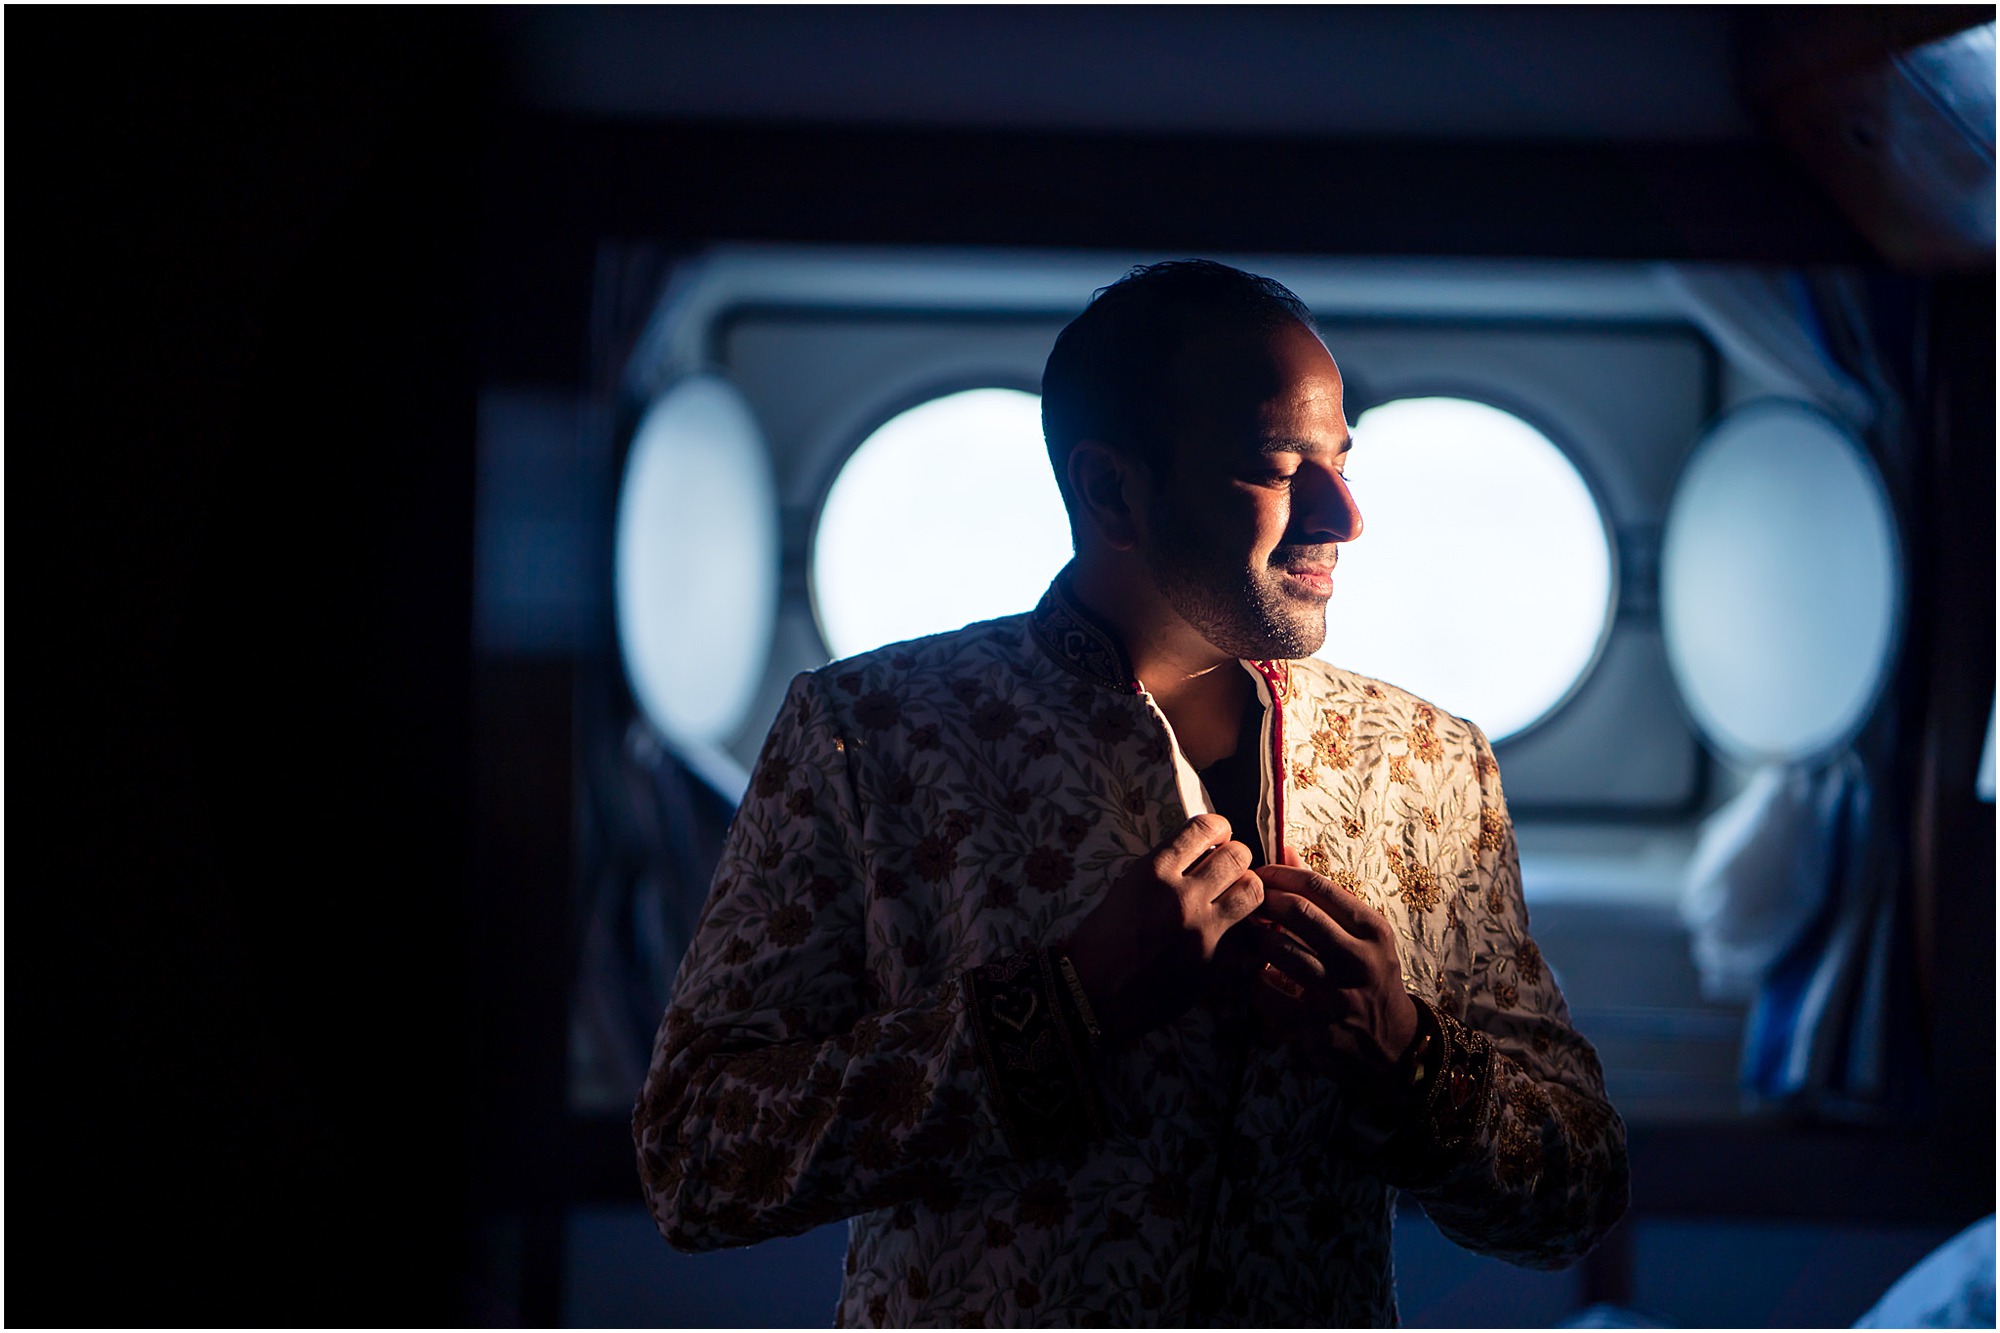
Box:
[643,625,1630,1319]
[1516,940,1543,987]
[1384,847,1440,911]
[1310,709,1353,771]
[1474,750,1499,779]
[1409,705,1443,764]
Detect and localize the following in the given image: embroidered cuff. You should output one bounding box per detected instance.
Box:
[1369,992,1498,1184]
[965,949,1108,1158]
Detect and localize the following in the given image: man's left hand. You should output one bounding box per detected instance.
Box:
[1232,851,1419,1087]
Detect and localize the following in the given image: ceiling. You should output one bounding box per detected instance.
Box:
[498,6,1756,142]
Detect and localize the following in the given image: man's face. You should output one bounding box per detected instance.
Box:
[1136,319,1363,660]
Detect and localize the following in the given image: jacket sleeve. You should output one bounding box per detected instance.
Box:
[633,671,1104,1251]
[1370,722,1630,1269]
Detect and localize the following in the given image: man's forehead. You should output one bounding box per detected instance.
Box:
[1170,322,1339,393]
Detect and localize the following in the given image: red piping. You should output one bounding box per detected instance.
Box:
[1252,660,1289,864]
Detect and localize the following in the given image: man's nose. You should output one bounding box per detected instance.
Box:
[1294,462,1363,544]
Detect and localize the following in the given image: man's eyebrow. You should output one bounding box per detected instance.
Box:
[1256,434,1353,456]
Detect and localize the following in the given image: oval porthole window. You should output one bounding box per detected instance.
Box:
[1320,396,1615,741]
[812,387,1072,660]
[1659,400,1901,764]
[614,374,779,749]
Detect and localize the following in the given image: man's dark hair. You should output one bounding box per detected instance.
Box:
[1041,259,1318,517]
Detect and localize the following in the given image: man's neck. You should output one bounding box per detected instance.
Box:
[1068,561,1254,770]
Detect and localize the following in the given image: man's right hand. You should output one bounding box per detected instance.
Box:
[1058,813,1266,1045]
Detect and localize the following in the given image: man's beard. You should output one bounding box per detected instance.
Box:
[1142,496,1332,661]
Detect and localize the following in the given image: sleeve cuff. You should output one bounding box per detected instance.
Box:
[1368,992,1499,1184]
[964,948,1108,1158]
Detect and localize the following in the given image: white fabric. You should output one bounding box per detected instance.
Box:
[1679,764,1834,1002]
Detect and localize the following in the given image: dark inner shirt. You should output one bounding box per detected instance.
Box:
[1197,688,1268,868]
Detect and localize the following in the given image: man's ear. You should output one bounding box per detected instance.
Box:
[1066,440,1145,552]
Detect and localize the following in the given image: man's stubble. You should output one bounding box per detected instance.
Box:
[1141,488,1332,662]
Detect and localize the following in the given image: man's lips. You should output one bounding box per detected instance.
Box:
[1279,564,1335,596]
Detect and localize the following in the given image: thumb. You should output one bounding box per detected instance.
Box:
[1280,845,1305,870]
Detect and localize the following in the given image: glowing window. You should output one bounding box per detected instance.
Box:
[1659,401,1901,764]
[615,375,779,749]
[1322,397,1614,741]
[812,388,1072,660]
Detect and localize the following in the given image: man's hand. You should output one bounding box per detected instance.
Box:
[1234,850,1419,1086]
[1060,813,1266,1044]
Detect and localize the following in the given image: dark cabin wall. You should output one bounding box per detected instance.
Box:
[12,11,487,1324]
[10,7,1991,1325]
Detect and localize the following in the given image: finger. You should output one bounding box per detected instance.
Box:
[1280,845,1305,869]
[1236,917,1330,988]
[1187,839,1253,888]
[1256,863,1389,938]
[1161,813,1233,872]
[1209,868,1265,922]
[1256,887,1364,961]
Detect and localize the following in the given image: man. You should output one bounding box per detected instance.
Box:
[634,260,1628,1326]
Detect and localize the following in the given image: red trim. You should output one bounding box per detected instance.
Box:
[1252,660,1290,864]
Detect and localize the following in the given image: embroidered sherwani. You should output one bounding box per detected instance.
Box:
[634,574,1628,1327]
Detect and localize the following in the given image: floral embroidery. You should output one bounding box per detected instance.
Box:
[913,835,958,883]
[970,699,1020,741]
[1409,707,1443,764]
[634,579,1626,1327]
[1310,708,1354,771]
[754,754,792,799]
[767,903,813,947]
[1516,940,1543,987]
[856,690,902,730]
[1023,847,1075,893]
[1384,847,1441,912]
